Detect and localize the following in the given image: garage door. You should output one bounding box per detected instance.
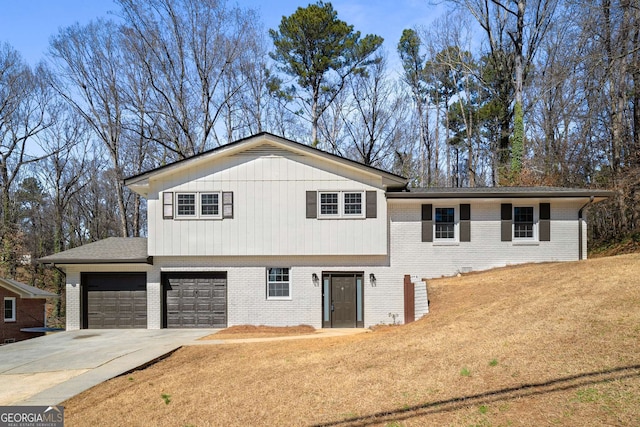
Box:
[164,272,227,328]
[82,273,147,329]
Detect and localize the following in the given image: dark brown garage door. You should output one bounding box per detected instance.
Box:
[163,272,227,328]
[82,273,147,329]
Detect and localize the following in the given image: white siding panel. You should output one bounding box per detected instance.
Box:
[149,154,388,257]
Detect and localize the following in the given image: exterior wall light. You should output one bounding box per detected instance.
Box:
[312,273,319,286]
[369,273,376,286]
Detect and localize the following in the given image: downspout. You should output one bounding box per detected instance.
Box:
[47,263,67,322]
[578,196,595,260]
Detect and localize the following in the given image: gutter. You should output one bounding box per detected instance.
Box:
[48,264,66,277]
[39,257,154,265]
[385,189,615,199]
[578,196,595,260]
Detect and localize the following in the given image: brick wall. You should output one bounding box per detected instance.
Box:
[388,199,584,280]
[0,288,47,343]
[153,255,399,328]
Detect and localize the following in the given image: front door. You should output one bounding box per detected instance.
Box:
[322,273,364,328]
[331,276,356,328]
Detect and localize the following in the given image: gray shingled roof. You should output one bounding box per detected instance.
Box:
[38,237,151,265]
[0,278,58,298]
[386,187,614,199]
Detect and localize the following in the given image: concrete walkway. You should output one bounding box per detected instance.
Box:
[187,327,370,345]
[0,328,369,406]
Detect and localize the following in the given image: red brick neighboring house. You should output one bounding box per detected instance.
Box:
[0,278,57,343]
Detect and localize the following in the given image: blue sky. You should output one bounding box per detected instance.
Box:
[0,0,445,68]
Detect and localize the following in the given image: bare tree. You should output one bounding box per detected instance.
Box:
[0,44,53,276]
[116,0,261,157]
[341,54,409,170]
[447,0,558,182]
[49,20,131,237]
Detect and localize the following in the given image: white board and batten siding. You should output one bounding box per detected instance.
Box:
[147,151,388,257]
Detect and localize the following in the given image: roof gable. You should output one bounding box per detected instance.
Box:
[125,133,408,196]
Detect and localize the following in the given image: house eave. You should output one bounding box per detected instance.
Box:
[41,256,154,266]
[386,188,614,201]
[0,278,58,299]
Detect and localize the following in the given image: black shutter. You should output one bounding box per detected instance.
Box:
[222,192,234,219]
[163,192,174,219]
[422,204,433,242]
[460,203,471,242]
[539,203,550,241]
[306,191,317,218]
[365,191,377,218]
[501,203,512,242]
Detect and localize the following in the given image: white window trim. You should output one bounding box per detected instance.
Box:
[342,191,366,218]
[3,297,16,322]
[317,191,366,219]
[433,205,459,244]
[174,191,223,220]
[200,192,222,219]
[175,192,197,218]
[266,267,292,301]
[318,192,341,218]
[512,205,538,242]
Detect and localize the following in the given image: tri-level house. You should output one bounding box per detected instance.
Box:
[40,133,611,330]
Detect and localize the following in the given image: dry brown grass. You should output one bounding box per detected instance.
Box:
[200,324,316,340]
[63,254,640,426]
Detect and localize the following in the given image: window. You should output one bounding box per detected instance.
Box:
[267,268,290,300]
[173,192,225,219]
[320,192,339,216]
[514,206,534,239]
[4,297,15,322]
[344,192,362,215]
[200,193,220,217]
[318,191,365,218]
[176,193,196,217]
[435,207,455,239]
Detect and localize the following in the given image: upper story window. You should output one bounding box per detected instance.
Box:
[514,206,534,239]
[4,297,15,322]
[435,207,455,239]
[318,191,365,219]
[320,193,339,216]
[267,267,291,300]
[200,193,221,218]
[344,192,363,215]
[174,192,222,219]
[176,193,196,217]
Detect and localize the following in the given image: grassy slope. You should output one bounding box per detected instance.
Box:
[64,254,640,426]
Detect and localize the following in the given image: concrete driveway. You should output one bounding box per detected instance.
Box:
[0,329,218,406]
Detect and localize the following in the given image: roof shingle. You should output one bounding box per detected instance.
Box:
[38,237,151,265]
